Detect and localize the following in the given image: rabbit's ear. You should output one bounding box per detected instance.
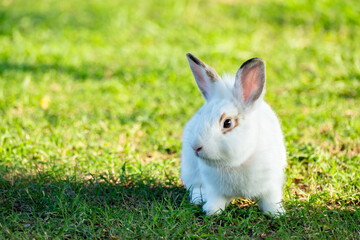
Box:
[234,58,266,107]
[186,53,220,100]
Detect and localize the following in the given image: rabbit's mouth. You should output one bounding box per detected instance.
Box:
[199,155,228,168]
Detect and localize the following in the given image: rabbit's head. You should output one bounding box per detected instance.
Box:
[186,53,266,167]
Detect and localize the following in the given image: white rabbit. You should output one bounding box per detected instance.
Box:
[181,53,287,216]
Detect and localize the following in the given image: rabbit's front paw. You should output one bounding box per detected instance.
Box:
[202,197,228,216]
[258,192,285,217]
[260,203,285,218]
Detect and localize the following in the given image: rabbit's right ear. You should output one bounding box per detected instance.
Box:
[233,57,266,108]
[186,53,220,101]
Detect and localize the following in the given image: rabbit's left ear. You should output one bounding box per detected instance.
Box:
[187,53,220,101]
[233,58,266,107]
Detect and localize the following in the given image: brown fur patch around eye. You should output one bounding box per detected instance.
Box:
[222,117,239,134]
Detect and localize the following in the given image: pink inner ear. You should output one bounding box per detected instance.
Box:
[242,65,259,102]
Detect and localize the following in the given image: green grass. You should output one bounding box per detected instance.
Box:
[1,0,359,238]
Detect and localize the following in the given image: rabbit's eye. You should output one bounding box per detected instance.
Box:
[223,119,232,129]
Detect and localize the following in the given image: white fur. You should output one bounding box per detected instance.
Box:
[181,55,287,217]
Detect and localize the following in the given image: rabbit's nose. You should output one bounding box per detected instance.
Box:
[193,146,203,156]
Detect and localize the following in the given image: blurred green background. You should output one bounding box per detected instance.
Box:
[0,0,359,238]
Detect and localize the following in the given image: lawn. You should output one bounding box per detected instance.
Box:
[0,0,359,238]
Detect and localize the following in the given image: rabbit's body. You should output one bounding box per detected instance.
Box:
[181,54,287,216]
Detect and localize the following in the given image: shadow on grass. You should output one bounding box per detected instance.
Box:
[0,171,191,237]
[1,171,359,218]
[0,172,187,215]
[1,171,360,238]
